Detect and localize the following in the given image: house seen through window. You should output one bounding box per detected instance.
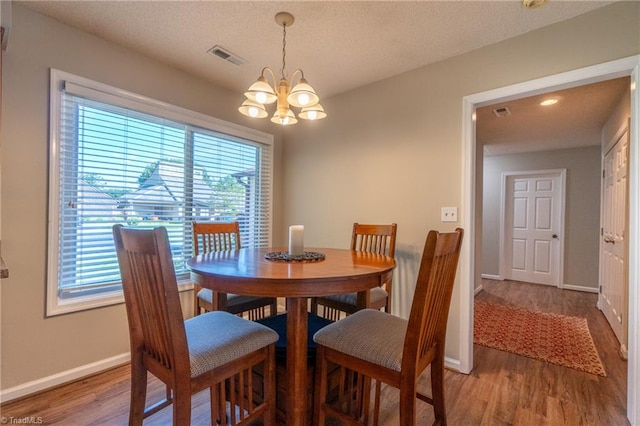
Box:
[47,70,273,315]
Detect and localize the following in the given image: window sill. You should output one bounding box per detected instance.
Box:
[46,275,195,317]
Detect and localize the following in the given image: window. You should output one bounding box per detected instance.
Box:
[47,70,273,316]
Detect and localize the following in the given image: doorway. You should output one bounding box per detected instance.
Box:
[460,55,640,423]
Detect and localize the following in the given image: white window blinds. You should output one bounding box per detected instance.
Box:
[48,70,272,314]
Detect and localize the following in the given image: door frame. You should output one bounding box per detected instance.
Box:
[500,169,566,286]
[460,55,640,423]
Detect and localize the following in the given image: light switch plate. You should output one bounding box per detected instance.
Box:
[441,207,458,222]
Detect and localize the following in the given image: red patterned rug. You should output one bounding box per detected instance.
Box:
[474,301,606,376]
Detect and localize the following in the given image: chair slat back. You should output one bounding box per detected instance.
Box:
[113,225,188,374]
[403,228,463,373]
[193,221,241,255]
[350,223,397,257]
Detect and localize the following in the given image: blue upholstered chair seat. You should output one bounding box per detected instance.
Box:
[320,287,388,307]
[185,310,278,377]
[313,309,407,372]
[197,288,265,308]
[257,312,333,359]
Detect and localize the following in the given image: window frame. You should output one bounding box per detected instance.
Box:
[47,69,273,316]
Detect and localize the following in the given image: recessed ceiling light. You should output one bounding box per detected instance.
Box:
[540,99,558,106]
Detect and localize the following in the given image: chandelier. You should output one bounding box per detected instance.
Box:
[239,12,326,125]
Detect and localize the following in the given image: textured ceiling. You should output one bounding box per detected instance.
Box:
[17,0,626,155]
[478,77,630,156]
[18,0,613,98]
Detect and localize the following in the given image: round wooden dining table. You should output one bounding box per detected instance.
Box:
[187,247,396,426]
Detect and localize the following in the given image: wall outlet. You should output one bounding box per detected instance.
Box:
[441,207,458,222]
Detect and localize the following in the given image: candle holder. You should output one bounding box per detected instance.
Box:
[265,251,326,262]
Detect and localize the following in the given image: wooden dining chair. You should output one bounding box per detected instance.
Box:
[113,224,278,425]
[313,228,463,426]
[311,223,397,321]
[193,221,277,320]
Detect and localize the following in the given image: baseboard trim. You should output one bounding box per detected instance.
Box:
[0,352,469,402]
[481,274,502,280]
[474,285,484,296]
[561,283,599,293]
[445,356,463,373]
[620,344,629,360]
[0,353,130,403]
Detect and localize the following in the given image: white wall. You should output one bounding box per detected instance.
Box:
[482,147,602,289]
[603,82,632,149]
[0,4,283,393]
[281,2,640,362]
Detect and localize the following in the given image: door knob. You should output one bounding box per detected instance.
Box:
[552,234,558,239]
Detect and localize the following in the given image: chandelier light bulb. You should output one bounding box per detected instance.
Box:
[255,92,268,104]
[238,99,268,119]
[287,78,319,108]
[299,103,326,121]
[271,109,297,125]
[297,93,310,106]
[245,75,277,105]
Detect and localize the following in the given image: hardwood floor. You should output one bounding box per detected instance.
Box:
[1,280,628,425]
[466,279,627,426]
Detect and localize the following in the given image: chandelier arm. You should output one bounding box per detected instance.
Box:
[290,69,304,85]
[261,67,278,90]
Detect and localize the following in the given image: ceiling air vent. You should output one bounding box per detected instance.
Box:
[492,106,511,118]
[207,45,246,66]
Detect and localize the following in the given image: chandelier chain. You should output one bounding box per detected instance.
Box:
[281,23,287,79]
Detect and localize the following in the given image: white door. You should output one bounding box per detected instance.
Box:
[599,126,629,351]
[503,170,564,286]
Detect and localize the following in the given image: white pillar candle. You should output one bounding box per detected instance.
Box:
[288,225,304,256]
